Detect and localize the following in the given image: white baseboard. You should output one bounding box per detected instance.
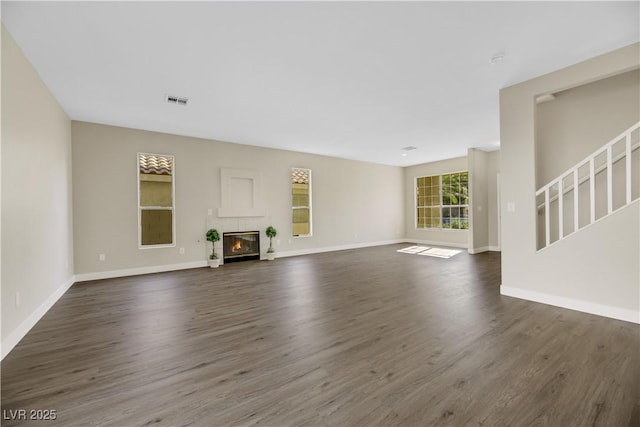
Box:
[468,246,501,254]
[3,261,209,360]
[1,276,75,360]
[468,246,489,254]
[405,239,468,249]
[500,285,640,324]
[75,260,208,282]
[276,239,406,258]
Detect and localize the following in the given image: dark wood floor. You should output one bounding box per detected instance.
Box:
[1,245,638,426]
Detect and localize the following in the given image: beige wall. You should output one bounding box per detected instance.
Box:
[535,70,640,249]
[487,151,501,249]
[468,148,489,252]
[403,156,469,247]
[536,69,640,186]
[1,25,74,354]
[468,149,501,252]
[500,42,639,321]
[72,122,405,275]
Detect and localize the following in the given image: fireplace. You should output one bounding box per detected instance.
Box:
[223,231,260,263]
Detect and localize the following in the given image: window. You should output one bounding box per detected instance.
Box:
[292,168,312,237]
[138,153,175,247]
[416,171,469,229]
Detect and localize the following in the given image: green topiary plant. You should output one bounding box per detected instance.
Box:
[265,226,277,253]
[206,228,220,259]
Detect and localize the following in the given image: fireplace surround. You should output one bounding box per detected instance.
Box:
[222,231,260,263]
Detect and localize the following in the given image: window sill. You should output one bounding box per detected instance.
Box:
[139,243,176,249]
[415,228,469,232]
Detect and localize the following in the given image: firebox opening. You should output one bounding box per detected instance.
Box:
[222,231,260,263]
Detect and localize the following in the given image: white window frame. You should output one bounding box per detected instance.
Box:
[415,171,469,231]
[291,167,313,238]
[137,152,176,249]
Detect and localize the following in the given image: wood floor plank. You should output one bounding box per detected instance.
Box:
[1,245,638,426]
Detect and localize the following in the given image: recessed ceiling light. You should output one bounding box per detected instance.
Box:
[401,146,416,157]
[489,53,505,65]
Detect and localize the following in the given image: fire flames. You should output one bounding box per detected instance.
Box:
[232,239,242,252]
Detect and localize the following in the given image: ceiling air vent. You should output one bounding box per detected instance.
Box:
[166,94,189,106]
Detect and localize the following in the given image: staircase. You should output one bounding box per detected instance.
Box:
[536,121,640,250]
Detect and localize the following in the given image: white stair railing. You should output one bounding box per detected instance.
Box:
[536,121,640,250]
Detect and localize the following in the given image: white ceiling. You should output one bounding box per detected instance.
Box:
[2,1,639,166]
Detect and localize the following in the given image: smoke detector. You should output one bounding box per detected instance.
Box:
[166,94,189,106]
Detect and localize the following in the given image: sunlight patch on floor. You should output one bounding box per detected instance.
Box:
[397,246,461,258]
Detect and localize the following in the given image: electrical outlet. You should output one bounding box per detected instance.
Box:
[207,209,213,216]
[179,247,185,254]
[99,253,106,261]
[15,292,20,307]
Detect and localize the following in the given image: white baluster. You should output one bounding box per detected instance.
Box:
[626,134,632,204]
[558,178,563,239]
[590,158,595,224]
[573,169,579,232]
[607,145,613,214]
[545,187,550,247]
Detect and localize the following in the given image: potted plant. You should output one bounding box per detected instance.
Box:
[265,226,277,261]
[206,228,221,268]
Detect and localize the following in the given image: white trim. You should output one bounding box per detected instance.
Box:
[500,285,640,324]
[414,227,469,232]
[138,152,176,248]
[468,246,489,254]
[405,239,468,249]
[75,260,207,282]
[1,276,75,360]
[276,239,406,258]
[536,198,640,253]
[468,246,502,254]
[291,167,313,238]
[413,176,418,229]
[2,260,210,360]
[414,171,470,231]
[496,173,501,251]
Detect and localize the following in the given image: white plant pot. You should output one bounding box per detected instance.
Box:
[266,252,276,261]
[208,258,220,268]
